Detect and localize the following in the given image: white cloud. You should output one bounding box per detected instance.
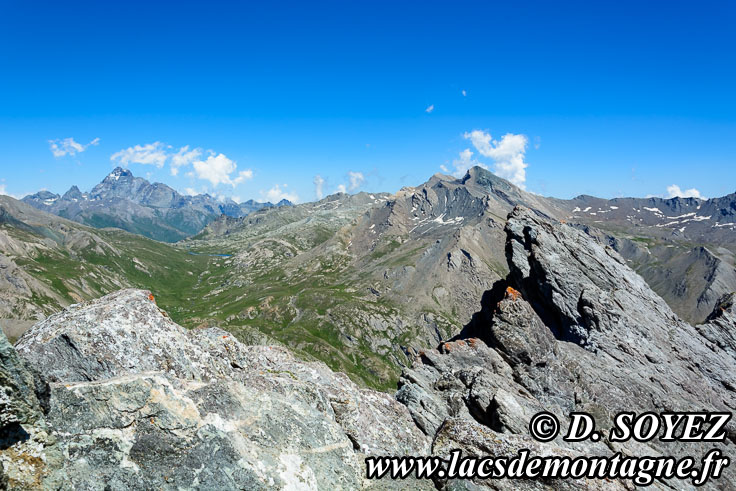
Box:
[461,90,467,97]
[0,183,6,195]
[184,187,199,196]
[192,153,253,187]
[110,142,168,168]
[440,164,450,173]
[262,184,299,203]
[666,184,705,199]
[234,169,253,184]
[336,184,347,193]
[171,146,203,176]
[49,137,99,157]
[448,148,488,178]
[110,141,252,188]
[463,130,529,188]
[425,104,435,113]
[348,171,365,191]
[313,175,325,199]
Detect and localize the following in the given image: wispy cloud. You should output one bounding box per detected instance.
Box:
[110,142,168,168]
[49,137,99,158]
[448,148,487,178]
[313,175,325,199]
[262,184,298,203]
[463,130,529,188]
[170,146,203,176]
[425,104,435,113]
[666,184,705,199]
[336,184,347,193]
[461,90,467,97]
[348,171,365,191]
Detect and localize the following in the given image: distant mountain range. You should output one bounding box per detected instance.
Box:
[21,167,292,242]
[2,165,735,386]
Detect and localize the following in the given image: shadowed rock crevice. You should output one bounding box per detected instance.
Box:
[504,218,593,348]
[452,278,509,342]
[0,422,30,450]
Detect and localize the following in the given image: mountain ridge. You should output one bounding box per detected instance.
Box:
[2,166,736,387]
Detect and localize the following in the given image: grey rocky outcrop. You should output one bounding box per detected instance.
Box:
[397,207,736,489]
[697,292,736,364]
[6,289,430,489]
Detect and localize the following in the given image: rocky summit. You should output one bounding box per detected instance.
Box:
[1,206,735,489]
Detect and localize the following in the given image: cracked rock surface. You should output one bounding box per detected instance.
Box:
[6,289,430,490]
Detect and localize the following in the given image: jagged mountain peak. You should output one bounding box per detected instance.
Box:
[104,166,134,181]
[61,185,83,200]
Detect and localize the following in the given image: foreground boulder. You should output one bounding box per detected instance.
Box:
[6,289,430,489]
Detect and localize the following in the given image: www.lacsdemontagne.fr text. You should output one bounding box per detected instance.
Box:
[365,449,730,486]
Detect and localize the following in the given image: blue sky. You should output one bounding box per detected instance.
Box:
[1,0,735,203]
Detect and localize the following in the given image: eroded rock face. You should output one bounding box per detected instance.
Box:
[7,289,430,489]
[697,293,736,365]
[397,207,736,489]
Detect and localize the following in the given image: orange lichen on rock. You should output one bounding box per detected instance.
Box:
[148,293,156,302]
[505,286,521,301]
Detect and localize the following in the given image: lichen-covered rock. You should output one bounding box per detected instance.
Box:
[0,329,61,489]
[9,289,431,490]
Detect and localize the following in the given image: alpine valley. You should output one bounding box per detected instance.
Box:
[1,166,735,489]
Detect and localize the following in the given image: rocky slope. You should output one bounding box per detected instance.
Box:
[0,195,230,342]
[559,193,736,324]
[22,168,291,242]
[179,168,572,389]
